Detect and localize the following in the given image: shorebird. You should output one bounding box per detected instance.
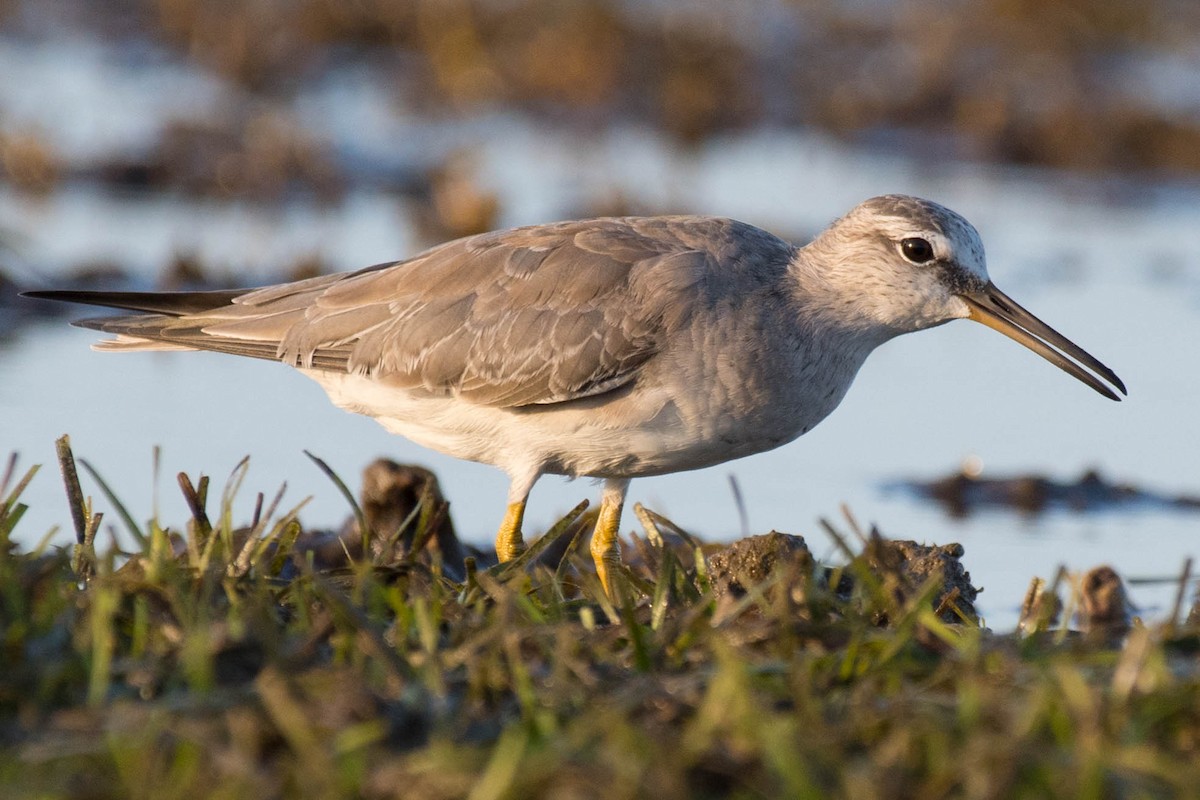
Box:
[26,195,1125,595]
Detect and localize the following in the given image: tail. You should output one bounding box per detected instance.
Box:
[21,288,283,359]
[24,265,390,371]
[22,289,247,316]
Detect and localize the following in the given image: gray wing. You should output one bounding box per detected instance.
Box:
[54,217,787,408]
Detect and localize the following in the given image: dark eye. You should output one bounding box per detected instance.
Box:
[900,237,935,264]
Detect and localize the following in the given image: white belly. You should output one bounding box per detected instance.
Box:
[300,331,864,482]
[306,372,791,481]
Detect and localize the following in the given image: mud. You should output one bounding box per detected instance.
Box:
[902,466,1200,517]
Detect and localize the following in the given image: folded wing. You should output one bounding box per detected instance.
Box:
[29,218,729,408]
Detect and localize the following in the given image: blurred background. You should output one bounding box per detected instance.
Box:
[2,0,1199,628]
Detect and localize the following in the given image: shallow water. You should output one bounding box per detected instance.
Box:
[3,34,1199,631]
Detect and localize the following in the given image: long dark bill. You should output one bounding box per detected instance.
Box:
[959,283,1127,401]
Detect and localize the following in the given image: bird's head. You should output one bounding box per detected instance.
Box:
[798,194,1126,400]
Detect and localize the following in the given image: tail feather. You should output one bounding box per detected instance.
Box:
[21,289,247,316]
[71,313,286,362]
[23,284,354,372]
[24,289,298,364]
[69,312,350,370]
[88,334,195,353]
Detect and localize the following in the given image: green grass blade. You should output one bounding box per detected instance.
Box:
[304,451,368,554]
[80,458,148,550]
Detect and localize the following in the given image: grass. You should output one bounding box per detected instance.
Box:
[1,438,1199,799]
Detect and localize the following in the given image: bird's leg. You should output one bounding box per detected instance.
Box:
[495,499,526,562]
[590,478,630,599]
[496,471,539,563]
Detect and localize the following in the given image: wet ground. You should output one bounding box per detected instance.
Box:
[6,442,1197,799]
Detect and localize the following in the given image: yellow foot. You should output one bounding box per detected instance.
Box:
[495,500,526,562]
[589,483,627,601]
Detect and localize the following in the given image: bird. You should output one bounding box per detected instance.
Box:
[25,195,1126,596]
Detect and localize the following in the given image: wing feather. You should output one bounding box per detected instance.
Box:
[35,217,794,408]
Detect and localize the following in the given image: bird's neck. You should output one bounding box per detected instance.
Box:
[784,249,906,349]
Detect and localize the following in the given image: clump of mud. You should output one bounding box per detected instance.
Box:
[902,465,1200,516]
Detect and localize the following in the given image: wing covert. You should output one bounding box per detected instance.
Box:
[216,218,716,407]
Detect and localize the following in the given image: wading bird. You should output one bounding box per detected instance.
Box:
[26,195,1126,596]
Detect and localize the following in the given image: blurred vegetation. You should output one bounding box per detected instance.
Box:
[132,0,1200,171]
[2,443,1200,798]
[4,0,1200,207]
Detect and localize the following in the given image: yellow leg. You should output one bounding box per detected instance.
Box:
[589,479,629,599]
[495,500,526,562]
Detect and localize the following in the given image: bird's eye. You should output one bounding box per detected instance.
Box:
[900,237,935,264]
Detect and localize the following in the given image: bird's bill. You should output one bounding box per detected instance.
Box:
[960,283,1127,401]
